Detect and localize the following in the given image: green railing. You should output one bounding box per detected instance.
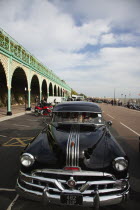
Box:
[0,28,71,91]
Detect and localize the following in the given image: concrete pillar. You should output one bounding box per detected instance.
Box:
[40,91,42,101]
[7,57,12,115]
[26,89,31,111]
[47,91,49,101]
[7,87,12,115]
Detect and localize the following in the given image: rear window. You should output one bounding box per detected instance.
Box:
[52,112,103,124]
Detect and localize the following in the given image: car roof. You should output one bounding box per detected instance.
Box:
[53,101,102,113]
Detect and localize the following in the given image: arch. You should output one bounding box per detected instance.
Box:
[30,75,40,103]
[42,79,47,99]
[11,67,28,105]
[0,62,8,106]
[0,54,8,87]
[61,88,62,97]
[11,64,29,88]
[63,89,65,97]
[58,86,60,97]
[30,73,40,88]
[54,85,57,96]
[49,82,53,96]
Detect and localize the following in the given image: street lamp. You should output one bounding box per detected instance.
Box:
[114,88,116,105]
[25,87,27,111]
[121,94,123,105]
[124,94,126,104]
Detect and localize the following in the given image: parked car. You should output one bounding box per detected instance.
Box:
[16,101,129,208]
[127,102,140,111]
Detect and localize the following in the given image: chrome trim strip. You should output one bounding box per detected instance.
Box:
[17,179,42,196]
[20,171,64,191]
[66,125,80,167]
[22,171,115,183]
[22,180,44,189]
[54,180,64,191]
[66,124,71,166]
[58,179,86,184]
[74,126,78,166]
[77,125,80,166]
[31,169,115,179]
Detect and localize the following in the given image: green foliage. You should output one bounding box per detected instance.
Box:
[71,89,87,99]
[79,93,87,98]
[71,89,78,95]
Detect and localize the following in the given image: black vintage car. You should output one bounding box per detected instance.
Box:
[16,101,129,208]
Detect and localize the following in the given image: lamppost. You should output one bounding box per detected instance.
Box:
[25,87,27,111]
[124,94,126,105]
[121,94,123,105]
[114,88,116,105]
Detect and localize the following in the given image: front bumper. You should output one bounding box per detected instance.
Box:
[16,170,129,207]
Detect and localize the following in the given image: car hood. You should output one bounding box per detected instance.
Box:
[25,123,125,171]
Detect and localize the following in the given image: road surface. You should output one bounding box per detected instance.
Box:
[0,105,140,210]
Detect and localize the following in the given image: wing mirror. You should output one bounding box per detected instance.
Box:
[107,121,112,127]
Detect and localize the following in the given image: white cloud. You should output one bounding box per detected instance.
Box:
[100,33,117,45]
[0,0,140,97]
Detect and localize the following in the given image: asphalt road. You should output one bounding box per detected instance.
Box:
[0,105,140,210]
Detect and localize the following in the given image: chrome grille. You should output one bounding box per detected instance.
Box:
[18,169,128,198]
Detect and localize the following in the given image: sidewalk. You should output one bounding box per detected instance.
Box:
[0,105,33,122]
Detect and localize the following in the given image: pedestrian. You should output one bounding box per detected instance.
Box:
[43,98,47,106]
[35,96,39,106]
[111,100,114,106]
[41,97,45,107]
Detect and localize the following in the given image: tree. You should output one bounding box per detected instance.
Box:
[79,93,87,98]
[71,89,78,95]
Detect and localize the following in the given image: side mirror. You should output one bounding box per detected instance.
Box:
[107,121,112,126]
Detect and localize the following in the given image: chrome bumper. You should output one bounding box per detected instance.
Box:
[16,170,129,207]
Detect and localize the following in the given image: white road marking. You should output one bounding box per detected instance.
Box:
[13,124,30,128]
[6,194,19,210]
[0,188,15,191]
[0,135,7,137]
[107,114,115,119]
[120,122,140,136]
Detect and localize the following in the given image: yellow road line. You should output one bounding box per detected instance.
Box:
[2,137,33,147]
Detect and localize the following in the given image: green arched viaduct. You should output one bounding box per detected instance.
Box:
[0,28,71,115]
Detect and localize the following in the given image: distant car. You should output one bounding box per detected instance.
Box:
[96,100,103,103]
[16,101,129,208]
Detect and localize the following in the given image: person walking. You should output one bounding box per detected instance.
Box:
[41,97,45,107]
[111,100,114,106]
[35,96,39,106]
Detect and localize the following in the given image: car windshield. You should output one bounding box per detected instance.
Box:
[52,112,103,124]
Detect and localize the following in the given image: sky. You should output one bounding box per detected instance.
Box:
[0,0,140,98]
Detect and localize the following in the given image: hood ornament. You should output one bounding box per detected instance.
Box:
[67,177,76,188]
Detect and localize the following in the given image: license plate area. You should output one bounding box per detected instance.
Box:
[61,193,83,205]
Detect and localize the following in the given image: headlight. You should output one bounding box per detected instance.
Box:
[20,153,35,167]
[113,157,128,171]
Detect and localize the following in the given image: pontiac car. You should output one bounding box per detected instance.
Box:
[16,101,129,208]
